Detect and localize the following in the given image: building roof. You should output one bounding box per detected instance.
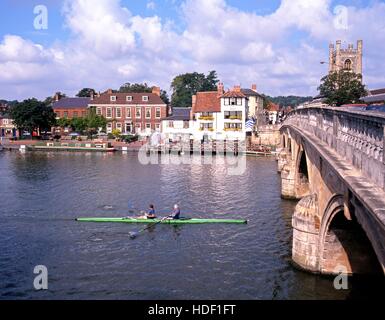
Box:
[90,92,165,105]
[193,91,221,113]
[221,90,246,98]
[53,97,90,109]
[362,94,385,103]
[267,103,280,112]
[163,108,191,120]
[370,88,385,95]
[241,88,262,97]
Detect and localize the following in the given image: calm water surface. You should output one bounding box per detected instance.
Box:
[0,151,381,299]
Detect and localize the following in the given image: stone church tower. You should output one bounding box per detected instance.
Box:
[329,40,363,75]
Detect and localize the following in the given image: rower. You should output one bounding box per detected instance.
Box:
[170,204,181,219]
[138,204,156,219]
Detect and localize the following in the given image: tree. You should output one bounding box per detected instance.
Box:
[76,88,96,97]
[9,98,56,136]
[318,71,367,106]
[118,82,170,105]
[86,108,107,139]
[170,71,219,108]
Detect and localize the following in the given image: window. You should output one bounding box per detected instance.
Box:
[169,121,174,128]
[142,96,149,102]
[126,96,132,102]
[116,107,122,118]
[106,107,112,118]
[155,107,161,118]
[116,123,122,132]
[107,123,112,133]
[96,107,102,116]
[3,119,8,125]
[237,98,242,106]
[183,121,189,129]
[110,96,117,102]
[64,111,68,118]
[155,123,161,131]
[56,112,61,118]
[200,123,213,130]
[224,123,242,130]
[136,107,141,119]
[224,111,242,120]
[344,59,352,70]
[73,111,78,118]
[126,107,131,118]
[224,98,230,106]
[145,107,151,119]
[145,123,151,130]
[135,123,141,133]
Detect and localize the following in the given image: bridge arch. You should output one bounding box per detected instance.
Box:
[318,194,382,275]
[294,146,310,198]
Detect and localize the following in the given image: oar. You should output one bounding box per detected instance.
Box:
[129,215,171,239]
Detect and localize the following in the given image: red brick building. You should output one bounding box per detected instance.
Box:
[89,87,168,135]
[53,97,90,119]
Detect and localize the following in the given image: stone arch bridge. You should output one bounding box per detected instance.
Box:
[278,107,385,275]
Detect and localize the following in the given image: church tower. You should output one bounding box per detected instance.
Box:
[328,40,363,75]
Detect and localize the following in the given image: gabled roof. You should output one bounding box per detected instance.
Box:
[193,91,221,113]
[163,108,191,120]
[90,92,166,105]
[241,88,263,97]
[221,90,246,98]
[267,103,280,112]
[53,97,90,109]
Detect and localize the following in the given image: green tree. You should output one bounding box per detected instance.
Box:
[71,117,88,132]
[86,108,107,139]
[170,71,219,108]
[9,98,56,136]
[76,88,96,97]
[56,118,71,129]
[118,82,169,104]
[318,71,367,106]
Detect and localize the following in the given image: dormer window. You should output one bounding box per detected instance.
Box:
[142,96,149,102]
[110,96,117,102]
[126,96,132,102]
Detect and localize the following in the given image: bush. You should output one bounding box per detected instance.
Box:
[107,133,115,140]
[121,134,139,143]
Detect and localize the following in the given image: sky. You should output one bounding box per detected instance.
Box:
[0,0,384,100]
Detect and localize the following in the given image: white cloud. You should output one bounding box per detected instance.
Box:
[147,1,156,10]
[1,0,385,100]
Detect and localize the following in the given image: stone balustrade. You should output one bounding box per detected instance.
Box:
[284,107,385,190]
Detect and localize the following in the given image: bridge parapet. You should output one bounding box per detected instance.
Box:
[279,107,385,275]
[284,107,385,190]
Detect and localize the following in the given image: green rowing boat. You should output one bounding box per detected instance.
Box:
[76,217,247,224]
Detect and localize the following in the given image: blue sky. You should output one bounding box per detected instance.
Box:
[0,0,384,100]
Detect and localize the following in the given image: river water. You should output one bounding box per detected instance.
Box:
[0,151,382,299]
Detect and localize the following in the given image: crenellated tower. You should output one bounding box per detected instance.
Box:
[328,40,363,76]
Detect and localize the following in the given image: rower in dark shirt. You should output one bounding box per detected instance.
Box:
[138,204,156,219]
[170,204,180,219]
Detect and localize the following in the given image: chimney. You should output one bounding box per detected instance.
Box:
[97,91,101,98]
[152,86,161,96]
[217,82,224,96]
[251,84,257,92]
[233,85,241,92]
[54,92,61,102]
[107,89,113,94]
[90,92,94,100]
[192,94,197,113]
